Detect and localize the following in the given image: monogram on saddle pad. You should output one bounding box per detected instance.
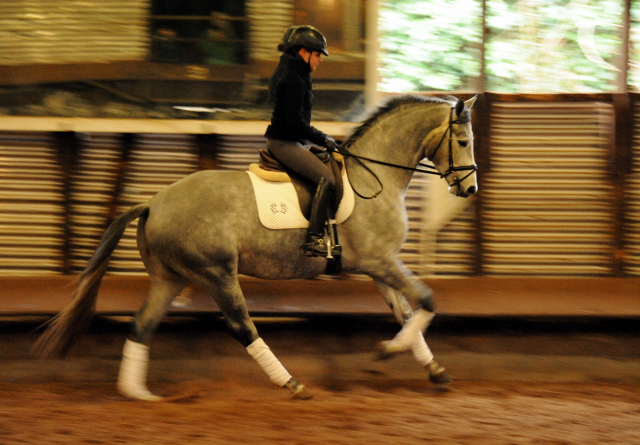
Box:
[247,147,354,230]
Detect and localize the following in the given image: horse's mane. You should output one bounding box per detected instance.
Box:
[342,95,470,149]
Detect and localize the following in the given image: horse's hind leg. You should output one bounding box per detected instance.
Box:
[375,282,451,385]
[117,275,186,401]
[202,273,312,399]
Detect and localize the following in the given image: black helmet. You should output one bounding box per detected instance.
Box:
[277,26,297,52]
[287,25,329,56]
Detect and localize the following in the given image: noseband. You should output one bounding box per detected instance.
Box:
[337,106,478,199]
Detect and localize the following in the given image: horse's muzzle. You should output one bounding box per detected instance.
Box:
[451,184,477,198]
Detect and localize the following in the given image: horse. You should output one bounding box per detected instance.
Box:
[34,94,478,400]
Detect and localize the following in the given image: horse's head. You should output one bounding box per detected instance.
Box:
[429,96,478,198]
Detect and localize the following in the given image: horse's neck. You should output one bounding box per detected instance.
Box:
[347,104,448,194]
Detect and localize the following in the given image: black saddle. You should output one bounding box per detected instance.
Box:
[258,147,345,220]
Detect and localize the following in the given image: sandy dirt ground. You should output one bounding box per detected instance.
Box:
[1,315,640,445]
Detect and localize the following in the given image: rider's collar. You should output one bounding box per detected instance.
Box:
[285,52,312,74]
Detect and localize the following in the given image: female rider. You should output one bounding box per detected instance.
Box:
[264,26,338,257]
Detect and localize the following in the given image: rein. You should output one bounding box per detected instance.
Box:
[337,106,478,199]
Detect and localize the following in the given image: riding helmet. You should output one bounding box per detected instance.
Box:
[287,25,329,56]
[277,26,297,52]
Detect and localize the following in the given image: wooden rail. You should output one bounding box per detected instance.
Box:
[2,276,640,317]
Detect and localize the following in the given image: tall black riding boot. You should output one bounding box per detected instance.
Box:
[303,177,332,257]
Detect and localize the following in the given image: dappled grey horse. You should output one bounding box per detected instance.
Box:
[35,95,478,400]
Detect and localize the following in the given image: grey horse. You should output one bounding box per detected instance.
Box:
[35,95,478,400]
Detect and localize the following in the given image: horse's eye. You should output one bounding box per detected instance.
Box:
[458,141,468,147]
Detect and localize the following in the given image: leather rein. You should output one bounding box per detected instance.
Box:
[336,106,478,199]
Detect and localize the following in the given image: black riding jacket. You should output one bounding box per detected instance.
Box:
[264,53,329,146]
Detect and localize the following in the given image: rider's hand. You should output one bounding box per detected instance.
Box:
[324,136,338,153]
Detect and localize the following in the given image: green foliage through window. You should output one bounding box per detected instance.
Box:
[379,0,624,93]
[379,0,482,92]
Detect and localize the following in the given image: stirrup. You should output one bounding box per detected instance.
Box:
[303,239,342,258]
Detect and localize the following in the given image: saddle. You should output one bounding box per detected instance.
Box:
[249,147,345,220]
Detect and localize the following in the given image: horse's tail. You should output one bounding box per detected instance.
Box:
[33,202,151,359]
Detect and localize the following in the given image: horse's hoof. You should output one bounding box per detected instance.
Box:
[117,384,162,401]
[426,360,453,386]
[375,343,395,361]
[284,378,314,400]
[291,385,314,399]
[377,339,409,359]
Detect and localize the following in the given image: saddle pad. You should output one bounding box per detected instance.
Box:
[247,168,354,230]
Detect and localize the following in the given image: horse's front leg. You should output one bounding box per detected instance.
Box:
[375,281,452,385]
[361,259,437,353]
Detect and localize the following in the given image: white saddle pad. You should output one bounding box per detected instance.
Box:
[247,169,354,230]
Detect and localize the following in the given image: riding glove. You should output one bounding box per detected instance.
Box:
[324,136,338,153]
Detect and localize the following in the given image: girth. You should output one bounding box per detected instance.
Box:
[254,147,345,220]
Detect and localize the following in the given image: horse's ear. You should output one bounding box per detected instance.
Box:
[455,97,465,116]
[464,95,478,109]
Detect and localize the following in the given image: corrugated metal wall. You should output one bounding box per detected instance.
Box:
[0,0,148,65]
[484,102,615,277]
[0,132,64,275]
[625,103,640,275]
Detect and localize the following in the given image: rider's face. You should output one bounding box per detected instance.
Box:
[309,51,322,71]
[300,48,323,71]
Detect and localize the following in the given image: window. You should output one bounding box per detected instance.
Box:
[378,0,483,92]
[150,0,247,65]
[629,1,640,90]
[486,0,624,92]
[378,0,625,93]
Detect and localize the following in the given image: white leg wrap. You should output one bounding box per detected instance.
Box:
[246,338,292,387]
[382,309,434,353]
[411,333,434,366]
[117,339,161,401]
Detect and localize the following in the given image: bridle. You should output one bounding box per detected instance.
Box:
[336,106,478,199]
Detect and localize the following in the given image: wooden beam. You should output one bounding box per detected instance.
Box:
[0,60,364,86]
[197,134,219,170]
[106,134,134,223]
[54,131,80,275]
[0,62,247,86]
[2,276,640,317]
[484,93,614,103]
[472,93,492,275]
[613,93,634,276]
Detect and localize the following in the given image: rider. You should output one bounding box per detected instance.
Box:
[264,25,339,257]
[268,26,296,103]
